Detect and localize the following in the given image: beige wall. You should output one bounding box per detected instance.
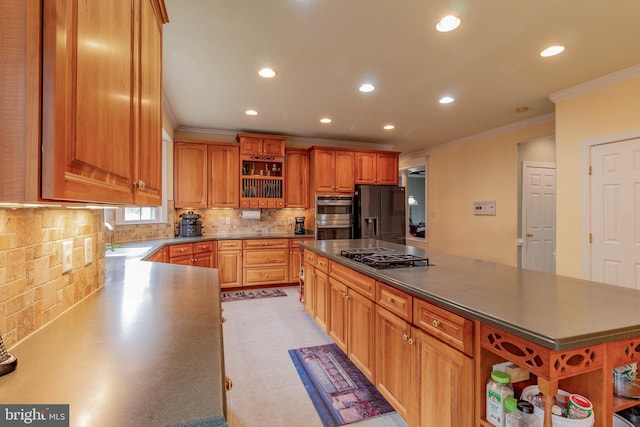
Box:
[554,75,640,278]
[407,120,555,266]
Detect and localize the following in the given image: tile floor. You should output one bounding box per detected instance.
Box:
[222,286,409,427]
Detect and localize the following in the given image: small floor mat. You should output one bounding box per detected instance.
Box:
[221,288,287,302]
[289,343,395,427]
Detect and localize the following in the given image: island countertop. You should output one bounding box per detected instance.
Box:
[0,252,227,427]
[299,239,640,351]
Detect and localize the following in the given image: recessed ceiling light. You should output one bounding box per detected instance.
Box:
[258,67,276,78]
[383,124,395,130]
[540,45,565,57]
[320,118,332,124]
[436,15,461,32]
[359,83,375,93]
[245,109,258,116]
[439,96,455,104]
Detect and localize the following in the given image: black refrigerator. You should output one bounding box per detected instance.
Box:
[354,185,406,245]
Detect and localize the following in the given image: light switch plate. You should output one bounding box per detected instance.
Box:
[473,200,496,215]
[84,237,93,265]
[62,240,73,273]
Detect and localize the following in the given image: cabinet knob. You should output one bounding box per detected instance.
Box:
[402,334,409,341]
[526,232,534,237]
[225,376,233,391]
[408,338,415,345]
[135,180,146,189]
[432,319,441,328]
[386,296,394,303]
[221,316,227,323]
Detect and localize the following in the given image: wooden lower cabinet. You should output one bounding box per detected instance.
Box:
[217,240,242,289]
[329,276,376,382]
[376,305,416,424]
[376,305,474,427]
[414,328,474,427]
[168,242,215,268]
[328,278,348,350]
[303,261,316,316]
[314,269,329,332]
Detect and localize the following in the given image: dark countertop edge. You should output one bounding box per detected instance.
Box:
[298,242,640,352]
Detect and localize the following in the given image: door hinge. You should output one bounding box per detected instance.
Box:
[589,233,592,244]
[588,165,592,175]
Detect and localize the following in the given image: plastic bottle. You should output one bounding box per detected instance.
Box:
[487,371,514,427]
[517,400,540,427]
[505,397,522,427]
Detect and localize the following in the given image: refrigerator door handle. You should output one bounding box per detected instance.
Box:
[365,217,378,237]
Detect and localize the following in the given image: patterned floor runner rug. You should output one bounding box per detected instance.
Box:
[221,288,287,302]
[288,343,395,427]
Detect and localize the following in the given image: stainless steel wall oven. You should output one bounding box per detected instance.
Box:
[315,195,354,240]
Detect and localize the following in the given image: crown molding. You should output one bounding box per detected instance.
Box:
[174,127,395,150]
[162,90,178,131]
[549,64,640,103]
[402,112,555,158]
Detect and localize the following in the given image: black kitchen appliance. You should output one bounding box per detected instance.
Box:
[340,247,430,269]
[354,185,406,244]
[177,211,203,237]
[295,217,306,234]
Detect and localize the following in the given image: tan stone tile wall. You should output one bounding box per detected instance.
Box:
[0,208,105,349]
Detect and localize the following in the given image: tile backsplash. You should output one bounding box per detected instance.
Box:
[0,208,105,349]
[108,201,313,243]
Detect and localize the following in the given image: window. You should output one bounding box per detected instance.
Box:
[115,139,168,225]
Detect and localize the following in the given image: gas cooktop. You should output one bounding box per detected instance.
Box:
[340,247,431,269]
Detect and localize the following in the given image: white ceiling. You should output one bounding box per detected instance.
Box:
[162,0,640,154]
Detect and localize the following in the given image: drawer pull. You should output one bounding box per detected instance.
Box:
[402,334,409,341]
[225,376,233,391]
[432,319,441,328]
[386,296,395,303]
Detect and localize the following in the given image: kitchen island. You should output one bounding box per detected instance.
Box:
[0,249,227,427]
[299,239,640,427]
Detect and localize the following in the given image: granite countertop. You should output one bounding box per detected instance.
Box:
[300,239,640,351]
[0,252,227,427]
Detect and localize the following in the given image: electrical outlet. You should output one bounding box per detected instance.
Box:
[62,240,73,274]
[225,217,230,225]
[473,201,496,215]
[84,237,93,265]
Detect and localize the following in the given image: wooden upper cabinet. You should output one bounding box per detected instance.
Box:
[208,144,239,208]
[310,148,354,194]
[134,0,165,206]
[284,149,309,208]
[40,0,168,204]
[174,143,208,208]
[355,151,399,185]
[237,133,285,157]
[174,141,239,209]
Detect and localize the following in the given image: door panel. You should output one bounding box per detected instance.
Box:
[522,162,556,273]
[590,138,640,288]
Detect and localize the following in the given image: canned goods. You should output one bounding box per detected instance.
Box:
[567,394,593,419]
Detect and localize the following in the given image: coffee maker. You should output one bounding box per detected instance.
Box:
[294,217,305,234]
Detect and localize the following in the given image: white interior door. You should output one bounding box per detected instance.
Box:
[590,138,640,289]
[522,162,556,273]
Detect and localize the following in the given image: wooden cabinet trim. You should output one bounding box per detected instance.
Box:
[329,261,375,300]
[217,240,242,250]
